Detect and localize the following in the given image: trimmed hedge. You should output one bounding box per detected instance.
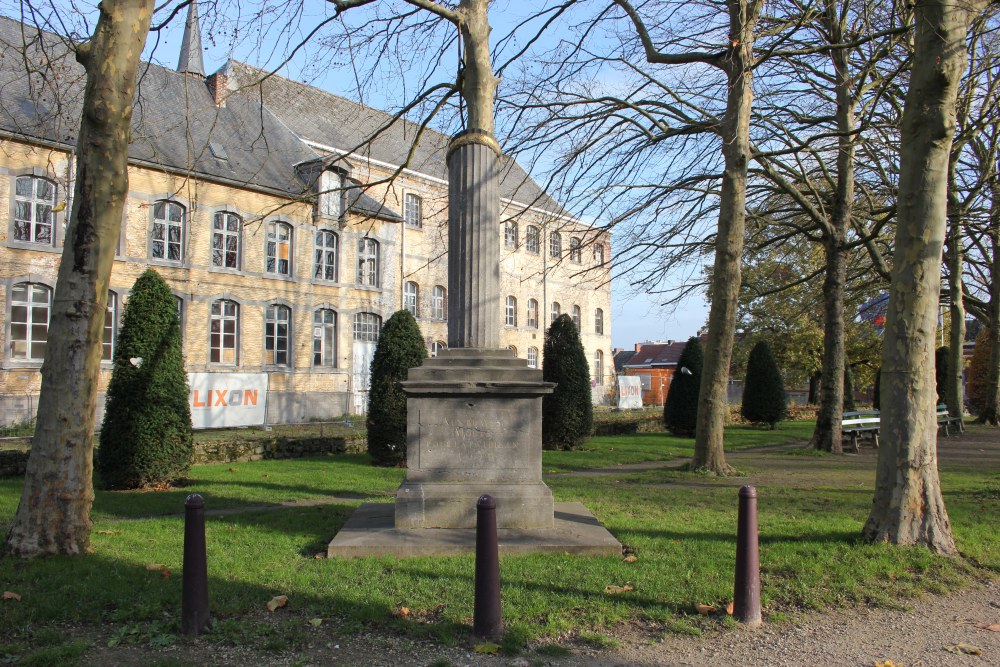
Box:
[663,337,703,436]
[741,340,787,428]
[542,314,594,450]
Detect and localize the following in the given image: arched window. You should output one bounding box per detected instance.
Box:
[353,312,381,342]
[549,231,562,258]
[505,296,517,327]
[313,309,337,367]
[266,221,293,276]
[13,175,56,244]
[505,220,518,249]
[595,308,604,335]
[527,298,539,329]
[358,237,380,287]
[430,340,447,357]
[320,170,343,220]
[9,282,51,360]
[572,305,582,331]
[570,237,582,263]
[210,299,239,364]
[152,200,185,261]
[551,301,561,324]
[212,211,242,269]
[265,304,291,366]
[404,281,419,316]
[314,230,338,281]
[526,225,540,254]
[507,345,517,357]
[431,286,446,321]
[527,347,538,369]
[103,291,118,361]
[404,193,422,228]
[593,350,604,384]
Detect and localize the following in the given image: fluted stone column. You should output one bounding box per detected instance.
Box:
[447,129,501,349]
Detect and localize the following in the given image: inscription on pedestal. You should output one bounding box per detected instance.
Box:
[416,408,532,471]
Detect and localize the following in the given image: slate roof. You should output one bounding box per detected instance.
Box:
[613,350,636,373]
[622,342,688,368]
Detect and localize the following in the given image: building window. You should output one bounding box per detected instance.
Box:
[595,308,604,335]
[431,286,446,321]
[313,309,337,367]
[430,340,447,357]
[526,225,540,254]
[266,221,292,276]
[353,312,381,342]
[549,231,561,258]
[504,220,518,249]
[594,244,605,265]
[212,211,242,269]
[527,298,539,329]
[572,305,582,331]
[314,230,338,281]
[9,282,51,360]
[570,237,582,263]
[594,349,604,384]
[505,296,517,327]
[103,291,118,361]
[551,301,561,324]
[265,304,291,366]
[404,281,419,316]
[13,175,56,245]
[404,193,422,228]
[151,200,185,261]
[527,346,538,368]
[210,299,239,364]
[358,237,380,287]
[320,170,343,220]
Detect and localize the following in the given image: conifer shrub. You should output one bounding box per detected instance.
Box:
[935,346,950,405]
[741,340,787,428]
[968,328,992,415]
[542,314,594,450]
[663,337,703,437]
[97,269,192,489]
[366,310,427,466]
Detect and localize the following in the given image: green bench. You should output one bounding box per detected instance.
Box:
[936,404,965,436]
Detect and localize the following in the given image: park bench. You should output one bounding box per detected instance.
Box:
[936,404,965,437]
[841,410,880,453]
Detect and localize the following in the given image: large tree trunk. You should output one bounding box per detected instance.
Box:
[811,236,847,453]
[980,171,1000,424]
[456,0,497,135]
[945,160,966,420]
[862,0,986,554]
[5,0,154,558]
[692,0,761,474]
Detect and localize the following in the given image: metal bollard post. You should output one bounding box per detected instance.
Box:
[734,484,762,627]
[473,494,502,640]
[182,493,211,636]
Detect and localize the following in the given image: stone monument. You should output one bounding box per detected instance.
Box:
[394,129,555,529]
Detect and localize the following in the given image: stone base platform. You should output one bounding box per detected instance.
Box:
[327,501,622,559]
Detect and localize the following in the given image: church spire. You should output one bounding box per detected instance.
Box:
[177,1,205,77]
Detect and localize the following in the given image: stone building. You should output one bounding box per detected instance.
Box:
[0,14,611,425]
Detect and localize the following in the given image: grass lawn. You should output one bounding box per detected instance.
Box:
[1,420,997,663]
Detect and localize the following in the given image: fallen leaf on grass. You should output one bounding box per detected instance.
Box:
[160,569,171,579]
[623,556,638,563]
[604,585,634,595]
[696,604,717,615]
[3,591,21,601]
[944,643,982,655]
[309,618,323,627]
[393,606,411,617]
[474,642,501,655]
[976,622,1000,632]
[266,595,289,612]
[145,563,166,571]
[228,467,238,473]
[726,601,734,615]
[262,474,270,478]
[96,530,117,535]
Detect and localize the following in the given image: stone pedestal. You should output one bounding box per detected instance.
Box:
[395,349,555,529]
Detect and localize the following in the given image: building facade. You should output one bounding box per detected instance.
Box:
[0,16,612,425]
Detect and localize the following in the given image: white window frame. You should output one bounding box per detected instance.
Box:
[551,301,561,324]
[526,226,540,254]
[404,281,419,317]
[549,231,562,258]
[8,282,52,361]
[266,221,293,276]
[357,237,380,287]
[431,286,446,321]
[265,304,291,366]
[505,295,517,327]
[313,309,338,367]
[572,305,582,331]
[570,237,582,263]
[527,347,538,368]
[404,193,422,228]
[320,170,343,220]
[595,308,604,335]
[527,298,538,329]
[13,175,56,245]
[210,299,239,365]
[151,200,185,261]
[102,291,118,361]
[504,220,518,249]
[594,349,604,384]
[353,312,381,342]
[212,211,242,269]
[314,229,338,281]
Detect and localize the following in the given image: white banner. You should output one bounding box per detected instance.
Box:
[188,372,269,429]
[617,375,644,410]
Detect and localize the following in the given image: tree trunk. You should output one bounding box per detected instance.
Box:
[811,235,847,453]
[945,164,966,420]
[456,0,497,135]
[5,0,154,558]
[862,0,986,554]
[980,171,1000,424]
[692,0,761,474]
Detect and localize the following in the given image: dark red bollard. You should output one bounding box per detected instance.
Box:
[182,493,210,636]
[473,494,502,640]
[733,484,762,627]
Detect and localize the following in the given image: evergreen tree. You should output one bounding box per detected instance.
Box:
[542,314,594,449]
[366,310,427,466]
[97,269,192,489]
[741,340,786,428]
[935,346,950,405]
[968,328,992,416]
[663,337,703,437]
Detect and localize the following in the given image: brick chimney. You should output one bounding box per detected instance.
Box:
[206,68,229,107]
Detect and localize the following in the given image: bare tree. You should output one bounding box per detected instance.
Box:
[5,0,154,558]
